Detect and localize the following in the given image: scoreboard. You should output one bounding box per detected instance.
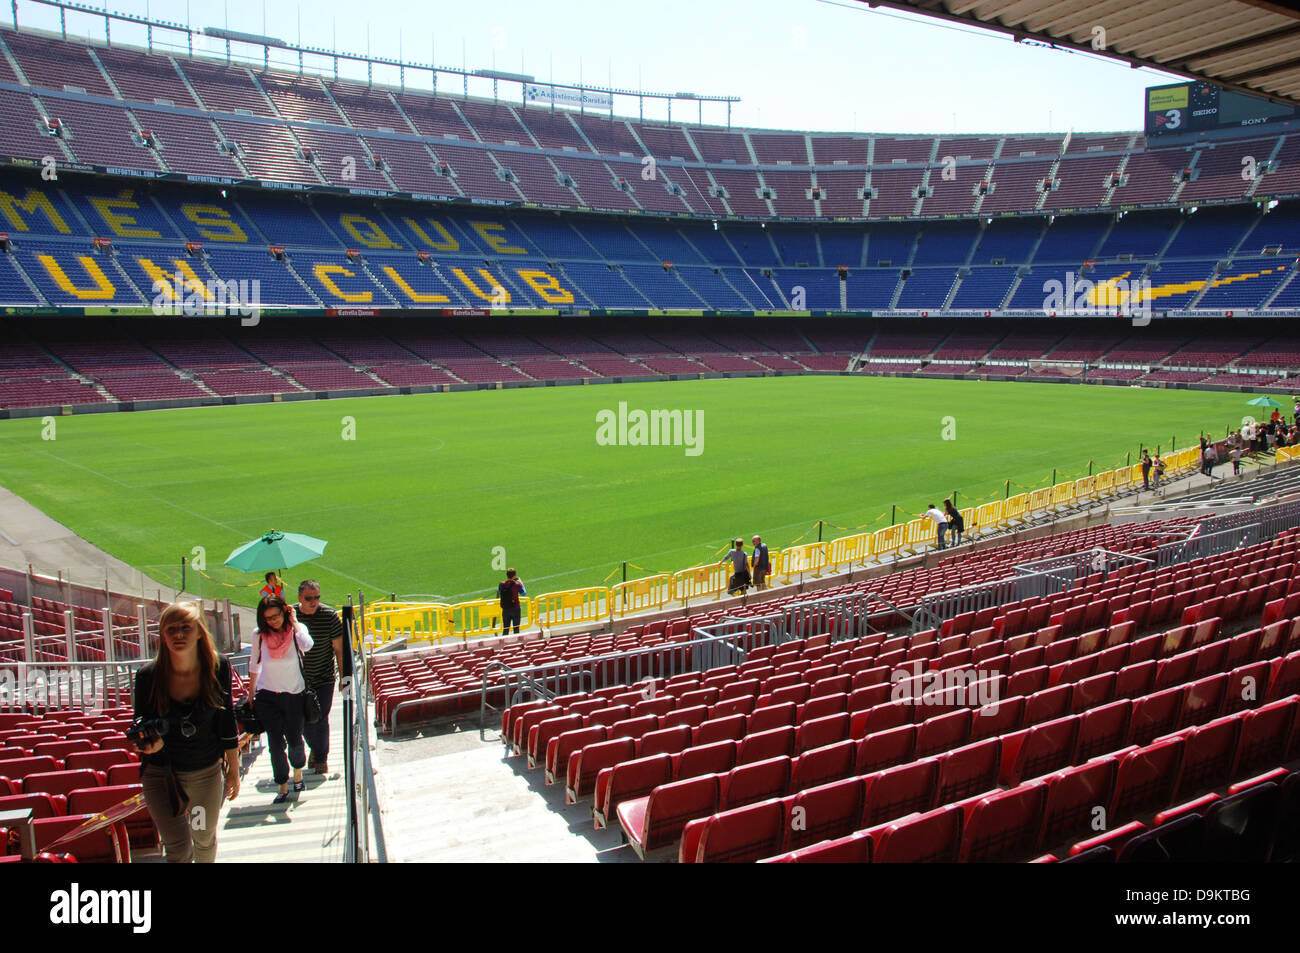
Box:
[1146,81,1299,136]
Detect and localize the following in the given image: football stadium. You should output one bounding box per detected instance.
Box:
[0,0,1299,890]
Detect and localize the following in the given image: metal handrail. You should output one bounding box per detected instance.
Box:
[476,660,566,740]
[340,598,384,863]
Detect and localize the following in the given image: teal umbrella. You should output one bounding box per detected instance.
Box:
[1246,396,1283,408]
[224,530,328,573]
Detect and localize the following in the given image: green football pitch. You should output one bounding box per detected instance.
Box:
[0,376,1257,609]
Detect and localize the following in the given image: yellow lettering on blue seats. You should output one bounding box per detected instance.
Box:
[404,218,460,251]
[340,214,400,249]
[137,258,211,301]
[380,266,450,304]
[180,204,247,243]
[88,190,160,239]
[37,254,117,299]
[0,188,71,233]
[515,269,574,304]
[469,221,526,254]
[451,267,510,303]
[313,264,373,303]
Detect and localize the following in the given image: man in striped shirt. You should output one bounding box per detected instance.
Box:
[296,579,351,775]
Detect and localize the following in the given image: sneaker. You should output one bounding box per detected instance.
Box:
[273,790,289,804]
[292,779,305,792]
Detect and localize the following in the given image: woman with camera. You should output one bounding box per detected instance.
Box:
[132,601,240,863]
[248,595,314,804]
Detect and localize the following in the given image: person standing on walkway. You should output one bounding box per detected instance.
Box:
[249,596,313,804]
[724,539,751,594]
[498,569,526,635]
[132,601,240,862]
[296,580,351,775]
[924,504,948,550]
[751,535,770,591]
[944,500,965,547]
[1141,450,1153,489]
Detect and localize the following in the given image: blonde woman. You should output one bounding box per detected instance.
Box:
[132,602,240,862]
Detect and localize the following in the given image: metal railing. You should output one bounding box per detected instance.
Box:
[341,600,385,863]
[0,658,146,710]
[1013,547,1154,585]
[910,569,1075,634]
[469,589,918,736]
[1151,524,1263,569]
[1198,499,1300,538]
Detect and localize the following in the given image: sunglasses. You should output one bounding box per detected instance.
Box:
[300,595,321,603]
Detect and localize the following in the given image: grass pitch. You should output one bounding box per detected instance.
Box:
[0,376,1254,608]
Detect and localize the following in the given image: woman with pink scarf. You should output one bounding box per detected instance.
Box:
[248,595,314,804]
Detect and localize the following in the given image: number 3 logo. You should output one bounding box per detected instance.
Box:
[1165,108,1182,130]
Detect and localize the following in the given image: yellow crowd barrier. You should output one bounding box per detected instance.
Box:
[1277,446,1300,463]
[364,602,452,646]
[870,524,905,557]
[779,542,829,580]
[1050,483,1075,507]
[1096,470,1115,494]
[673,563,731,602]
[1028,487,1053,512]
[903,517,934,550]
[533,587,609,628]
[1114,467,1133,489]
[975,501,1004,535]
[828,532,872,570]
[1074,476,1095,501]
[611,574,674,616]
[449,597,532,640]
[959,508,977,538]
[1004,493,1029,521]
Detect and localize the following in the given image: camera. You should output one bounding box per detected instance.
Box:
[125,717,169,745]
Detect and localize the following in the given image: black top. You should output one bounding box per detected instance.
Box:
[133,656,238,771]
[499,579,522,609]
[297,603,351,686]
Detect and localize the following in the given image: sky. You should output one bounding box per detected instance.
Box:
[9,0,1188,135]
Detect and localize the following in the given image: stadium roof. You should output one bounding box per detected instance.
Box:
[861,1,1300,106]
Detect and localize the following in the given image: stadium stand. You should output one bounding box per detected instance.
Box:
[482,514,1300,863]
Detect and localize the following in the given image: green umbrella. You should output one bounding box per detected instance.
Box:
[1245,396,1283,408]
[224,530,328,573]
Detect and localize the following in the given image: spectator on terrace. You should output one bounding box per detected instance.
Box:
[923,504,948,550]
[1204,444,1218,477]
[249,596,313,804]
[751,536,771,591]
[132,601,239,863]
[296,580,352,775]
[1231,444,1242,476]
[1199,437,1209,474]
[724,539,750,594]
[259,572,284,601]
[1153,454,1166,488]
[944,500,965,546]
[1141,450,1153,489]
[497,569,527,635]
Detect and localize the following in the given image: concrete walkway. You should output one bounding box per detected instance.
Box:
[216,691,349,863]
[0,483,257,632]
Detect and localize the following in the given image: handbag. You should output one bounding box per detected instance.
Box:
[234,697,263,735]
[292,636,323,725]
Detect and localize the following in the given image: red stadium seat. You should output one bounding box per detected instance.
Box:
[868,803,963,863]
